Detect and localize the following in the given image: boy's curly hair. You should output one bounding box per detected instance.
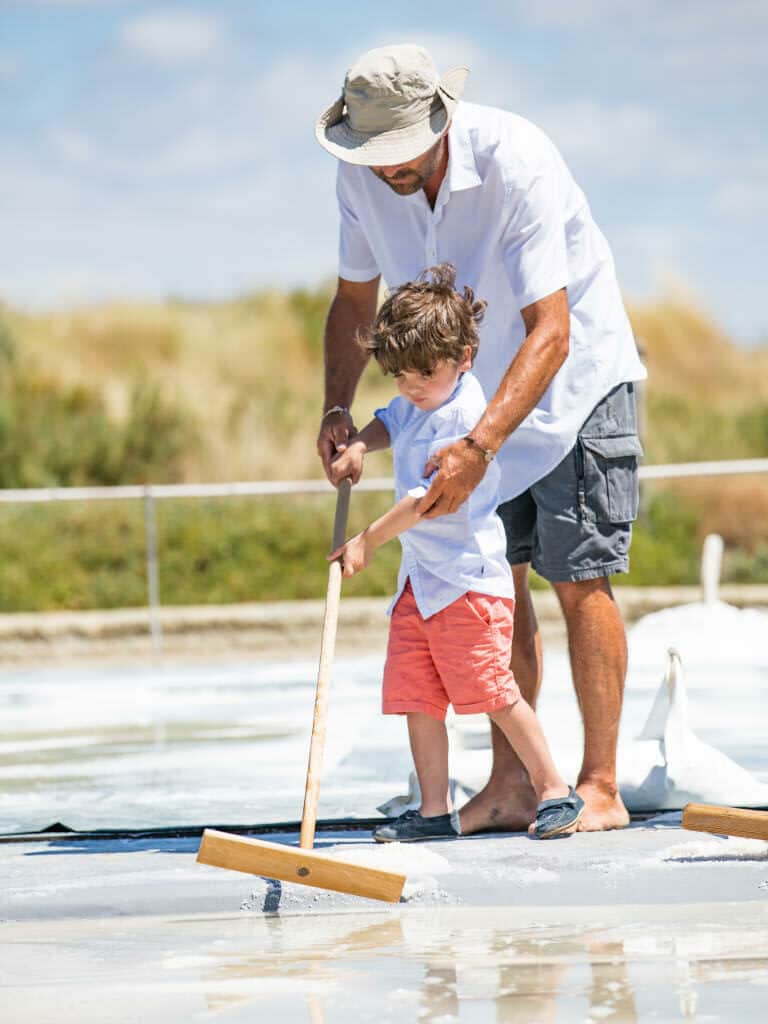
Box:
[362,264,487,376]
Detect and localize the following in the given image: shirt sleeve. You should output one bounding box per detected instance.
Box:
[406,406,475,498]
[501,162,569,311]
[407,474,435,500]
[426,405,475,462]
[337,167,380,282]
[374,396,404,443]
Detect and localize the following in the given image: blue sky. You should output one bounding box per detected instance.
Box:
[1,0,766,343]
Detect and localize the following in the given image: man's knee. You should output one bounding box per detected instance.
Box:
[553,575,615,615]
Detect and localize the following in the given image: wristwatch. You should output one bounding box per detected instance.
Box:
[321,405,349,422]
[463,435,495,463]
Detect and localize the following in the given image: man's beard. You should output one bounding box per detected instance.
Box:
[373,169,426,195]
[370,140,444,196]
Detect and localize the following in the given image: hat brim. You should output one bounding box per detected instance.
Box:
[315,66,469,166]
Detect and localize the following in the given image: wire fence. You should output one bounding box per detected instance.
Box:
[1,457,767,649]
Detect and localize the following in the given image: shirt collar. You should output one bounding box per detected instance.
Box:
[446,108,482,194]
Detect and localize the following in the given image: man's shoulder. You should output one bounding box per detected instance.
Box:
[456,102,559,179]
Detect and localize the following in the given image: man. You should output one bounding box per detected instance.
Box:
[314,44,646,833]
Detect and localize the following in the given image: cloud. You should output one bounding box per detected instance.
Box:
[531,100,701,179]
[121,10,224,66]
[521,0,768,34]
[716,180,768,217]
[610,223,698,303]
[46,127,93,164]
[1,22,764,341]
[22,1,119,6]
[517,0,768,91]
[0,54,18,80]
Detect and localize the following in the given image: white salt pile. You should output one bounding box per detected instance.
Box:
[238,841,458,911]
[619,648,768,810]
[324,840,453,877]
[325,841,456,902]
[629,601,768,671]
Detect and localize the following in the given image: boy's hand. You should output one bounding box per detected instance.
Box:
[330,440,366,486]
[328,531,372,577]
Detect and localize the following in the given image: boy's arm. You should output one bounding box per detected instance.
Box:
[329,416,390,486]
[328,494,422,577]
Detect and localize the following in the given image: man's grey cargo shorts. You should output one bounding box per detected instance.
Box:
[497,382,643,583]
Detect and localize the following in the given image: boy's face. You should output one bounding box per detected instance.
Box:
[394,347,472,411]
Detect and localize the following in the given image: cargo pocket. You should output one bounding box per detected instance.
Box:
[576,435,644,524]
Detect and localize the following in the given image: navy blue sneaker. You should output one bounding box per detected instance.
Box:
[533,787,584,839]
[373,809,458,843]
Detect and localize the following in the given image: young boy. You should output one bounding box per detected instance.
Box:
[329,265,583,841]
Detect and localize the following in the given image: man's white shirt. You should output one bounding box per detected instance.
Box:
[375,372,514,620]
[337,101,647,504]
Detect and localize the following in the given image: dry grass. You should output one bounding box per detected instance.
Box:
[4,293,394,482]
[4,291,766,485]
[628,298,768,407]
[2,290,768,606]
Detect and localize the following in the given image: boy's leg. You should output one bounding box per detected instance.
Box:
[486,699,568,804]
[458,563,541,835]
[374,706,457,842]
[429,586,581,838]
[407,712,451,817]
[374,582,458,842]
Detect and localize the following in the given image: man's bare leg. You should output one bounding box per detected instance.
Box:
[553,576,630,831]
[459,564,541,834]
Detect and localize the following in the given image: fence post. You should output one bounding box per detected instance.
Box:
[143,488,163,654]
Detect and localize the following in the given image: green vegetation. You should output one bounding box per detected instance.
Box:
[0,314,195,487]
[0,494,402,611]
[0,292,766,611]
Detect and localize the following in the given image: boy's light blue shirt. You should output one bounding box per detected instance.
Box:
[375,372,515,620]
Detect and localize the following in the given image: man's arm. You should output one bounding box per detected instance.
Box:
[317,275,380,479]
[419,287,570,518]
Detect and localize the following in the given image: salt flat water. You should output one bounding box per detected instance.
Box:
[0,601,766,833]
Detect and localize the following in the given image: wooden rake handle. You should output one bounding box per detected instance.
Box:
[300,478,352,850]
[682,803,768,841]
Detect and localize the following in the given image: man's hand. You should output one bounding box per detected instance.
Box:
[317,409,356,481]
[328,531,372,578]
[330,440,366,486]
[419,439,488,519]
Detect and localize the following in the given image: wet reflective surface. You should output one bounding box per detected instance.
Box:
[4,905,767,1022]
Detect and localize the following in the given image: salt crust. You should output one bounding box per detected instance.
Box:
[324,841,453,876]
[653,836,768,863]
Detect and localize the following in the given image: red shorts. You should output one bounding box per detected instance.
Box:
[382,580,519,722]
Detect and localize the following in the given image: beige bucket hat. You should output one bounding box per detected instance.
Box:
[316,44,469,166]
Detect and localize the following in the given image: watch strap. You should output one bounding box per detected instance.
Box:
[463,435,495,463]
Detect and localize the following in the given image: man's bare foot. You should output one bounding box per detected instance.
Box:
[458,779,538,835]
[575,781,630,832]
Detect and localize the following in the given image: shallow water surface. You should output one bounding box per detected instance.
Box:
[4,905,767,1023]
